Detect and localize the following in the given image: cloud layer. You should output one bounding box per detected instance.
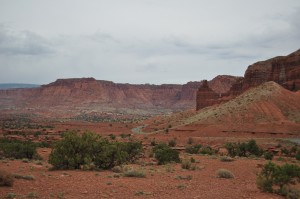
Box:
[0,0,299,84]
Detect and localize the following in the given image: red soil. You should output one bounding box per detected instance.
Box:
[0,149,285,199]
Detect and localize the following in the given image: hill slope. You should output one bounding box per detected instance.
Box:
[146,82,300,136]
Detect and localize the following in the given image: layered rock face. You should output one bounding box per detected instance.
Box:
[196,49,300,110]
[0,78,201,117]
[0,75,240,117]
[196,80,229,110]
[243,49,300,91]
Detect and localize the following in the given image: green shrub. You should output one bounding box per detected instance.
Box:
[187,137,193,145]
[281,148,290,156]
[48,131,143,170]
[150,139,156,146]
[264,151,274,160]
[168,138,177,147]
[27,192,38,198]
[217,169,234,179]
[153,143,180,165]
[225,139,263,157]
[109,134,116,140]
[295,150,300,161]
[220,156,234,162]
[175,175,192,180]
[0,138,39,159]
[200,146,214,155]
[181,159,192,170]
[124,170,145,178]
[185,144,201,154]
[111,166,123,173]
[190,157,196,163]
[0,170,14,186]
[6,193,17,198]
[286,188,300,199]
[256,162,300,196]
[14,174,35,181]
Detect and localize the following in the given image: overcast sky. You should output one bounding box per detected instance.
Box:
[0,0,299,85]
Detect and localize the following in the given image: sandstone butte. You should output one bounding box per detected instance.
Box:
[0,76,239,117]
[196,49,300,110]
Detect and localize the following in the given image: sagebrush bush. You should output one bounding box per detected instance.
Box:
[111,166,123,173]
[168,139,177,147]
[185,144,201,154]
[286,188,300,199]
[153,143,180,165]
[200,146,214,155]
[48,131,143,170]
[217,169,234,179]
[14,174,35,181]
[187,137,193,145]
[256,162,300,196]
[225,139,263,157]
[264,151,274,160]
[295,150,300,161]
[181,159,192,170]
[124,170,145,178]
[0,138,39,159]
[0,170,14,187]
[220,156,234,162]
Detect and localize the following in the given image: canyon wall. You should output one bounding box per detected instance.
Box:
[196,49,300,110]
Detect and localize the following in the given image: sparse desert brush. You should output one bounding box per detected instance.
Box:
[295,150,300,161]
[27,192,38,198]
[13,174,35,180]
[263,151,274,160]
[286,187,300,199]
[181,159,192,170]
[0,138,39,160]
[217,169,234,179]
[175,175,192,180]
[185,144,202,154]
[256,162,300,197]
[124,169,145,178]
[225,139,263,157]
[49,131,143,170]
[152,143,180,165]
[6,193,17,199]
[220,156,234,162]
[168,138,177,147]
[187,137,193,145]
[0,169,14,186]
[111,165,123,173]
[200,146,214,155]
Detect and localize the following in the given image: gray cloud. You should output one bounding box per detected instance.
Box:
[0,25,53,56]
[0,1,299,84]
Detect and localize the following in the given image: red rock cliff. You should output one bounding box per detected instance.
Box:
[196,49,300,110]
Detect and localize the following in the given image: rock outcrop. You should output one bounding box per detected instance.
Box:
[196,80,228,110]
[0,79,188,117]
[196,49,300,110]
[0,74,241,117]
[243,49,300,91]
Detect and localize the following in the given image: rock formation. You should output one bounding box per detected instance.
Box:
[196,49,300,110]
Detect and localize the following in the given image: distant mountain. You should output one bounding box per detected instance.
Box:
[0,84,40,90]
[0,76,239,118]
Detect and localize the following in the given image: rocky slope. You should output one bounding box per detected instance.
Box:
[196,49,300,110]
[147,81,300,136]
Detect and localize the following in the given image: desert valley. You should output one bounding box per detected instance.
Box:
[0,49,300,199]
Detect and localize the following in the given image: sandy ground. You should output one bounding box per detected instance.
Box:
[0,147,290,199]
